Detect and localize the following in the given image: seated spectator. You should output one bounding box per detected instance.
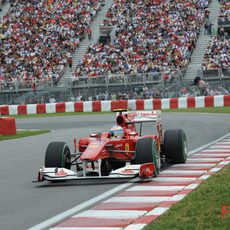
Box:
[202,36,230,70]
[0,0,104,89]
[74,0,209,80]
[218,0,230,26]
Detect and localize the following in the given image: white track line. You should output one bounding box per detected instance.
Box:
[168,194,186,201]
[52,228,122,230]
[160,170,206,175]
[188,158,224,161]
[127,186,185,191]
[146,207,170,216]
[217,141,230,144]
[73,210,147,219]
[218,161,230,165]
[104,196,170,203]
[209,145,230,148]
[151,177,197,182]
[199,175,211,180]
[171,163,216,167]
[185,184,199,189]
[194,153,229,157]
[209,167,222,173]
[124,224,147,230]
[201,149,230,153]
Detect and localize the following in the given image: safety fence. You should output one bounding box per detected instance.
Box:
[0,69,185,93]
[72,71,164,87]
[202,68,230,79]
[1,73,230,106]
[0,79,54,92]
[0,95,229,116]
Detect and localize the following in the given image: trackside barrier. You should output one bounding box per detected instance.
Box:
[0,95,229,116]
[0,117,16,135]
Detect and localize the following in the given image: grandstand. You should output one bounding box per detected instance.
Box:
[0,0,229,105]
[202,0,230,79]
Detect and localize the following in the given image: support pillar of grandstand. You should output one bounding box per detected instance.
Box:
[58,0,114,88]
[184,0,220,80]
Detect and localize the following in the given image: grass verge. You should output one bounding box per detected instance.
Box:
[0,130,50,141]
[6,111,112,118]
[162,106,230,114]
[145,165,230,230]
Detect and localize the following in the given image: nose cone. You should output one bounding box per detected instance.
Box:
[80,140,108,161]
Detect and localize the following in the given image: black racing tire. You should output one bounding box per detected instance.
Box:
[45,142,71,169]
[135,137,160,176]
[164,129,188,163]
[101,160,111,176]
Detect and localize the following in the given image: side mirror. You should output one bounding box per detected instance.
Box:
[90,133,101,140]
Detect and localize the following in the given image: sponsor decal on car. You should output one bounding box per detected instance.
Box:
[125,143,129,151]
[123,110,161,122]
[120,169,136,174]
[55,169,67,177]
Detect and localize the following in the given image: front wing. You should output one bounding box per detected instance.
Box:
[36,163,155,182]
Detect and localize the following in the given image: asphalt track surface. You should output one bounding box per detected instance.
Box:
[0,113,229,230]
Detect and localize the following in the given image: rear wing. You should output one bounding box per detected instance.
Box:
[117,110,161,125]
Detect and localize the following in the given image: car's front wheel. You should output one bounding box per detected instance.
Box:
[45,142,71,169]
[134,137,161,176]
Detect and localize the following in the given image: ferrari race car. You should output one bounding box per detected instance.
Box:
[36,110,188,182]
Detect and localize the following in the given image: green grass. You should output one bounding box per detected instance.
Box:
[6,111,113,118]
[145,165,230,230]
[162,106,230,114]
[0,130,50,141]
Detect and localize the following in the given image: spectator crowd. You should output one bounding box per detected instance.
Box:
[202,37,230,70]
[202,0,230,72]
[74,0,210,80]
[0,0,104,89]
[1,0,229,96]
[218,0,230,26]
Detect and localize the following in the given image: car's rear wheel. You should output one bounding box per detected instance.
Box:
[134,137,160,176]
[45,142,71,169]
[164,129,187,163]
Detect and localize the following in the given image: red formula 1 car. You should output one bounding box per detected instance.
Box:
[36,110,188,182]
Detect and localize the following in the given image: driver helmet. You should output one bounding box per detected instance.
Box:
[109,126,124,138]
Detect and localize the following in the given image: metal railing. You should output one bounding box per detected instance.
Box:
[202,68,230,79]
[72,71,168,88]
[1,68,229,105]
[218,18,230,26]
[99,25,113,34]
[0,79,54,93]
